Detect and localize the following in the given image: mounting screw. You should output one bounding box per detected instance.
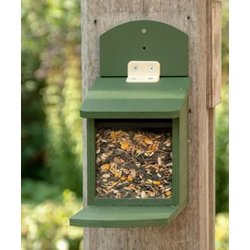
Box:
[149,65,154,71]
[133,65,139,71]
[141,28,146,34]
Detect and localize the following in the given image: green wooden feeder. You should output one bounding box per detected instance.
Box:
[70,20,191,228]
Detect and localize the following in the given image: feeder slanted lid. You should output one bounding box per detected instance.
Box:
[80,77,191,119]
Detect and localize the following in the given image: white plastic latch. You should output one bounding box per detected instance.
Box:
[126,61,160,83]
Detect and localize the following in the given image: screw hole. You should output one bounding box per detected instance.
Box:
[187,16,190,20]
[189,108,192,113]
[94,19,97,24]
[143,47,146,50]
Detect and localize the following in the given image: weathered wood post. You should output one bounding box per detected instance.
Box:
[80,0,221,249]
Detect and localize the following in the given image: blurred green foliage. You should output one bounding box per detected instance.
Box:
[22,179,61,204]
[21,0,83,195]
[21,0,229,248]
[215,85,229,213]
[21,189,83,250]
[215,213,229,250]
[215,0,229,214]
[21,0,46,178]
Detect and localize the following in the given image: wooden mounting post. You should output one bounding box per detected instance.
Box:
[80,0,221,249]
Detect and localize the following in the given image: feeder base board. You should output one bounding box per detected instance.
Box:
[70,203,187,228]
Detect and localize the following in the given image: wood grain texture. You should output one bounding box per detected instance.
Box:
[207,0,222,107]
[80,0,216,249]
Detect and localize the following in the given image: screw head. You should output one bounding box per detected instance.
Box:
[149,65,154,71]
[133,65,139,71]
[141,28,146,34]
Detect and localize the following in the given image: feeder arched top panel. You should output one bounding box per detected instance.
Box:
[100,20,188,77]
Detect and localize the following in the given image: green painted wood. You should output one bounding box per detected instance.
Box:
[100,20,188,77]
[80,77,191,119]
[93,198,172,206]
[179,95,189,206]
[87,119,96,205]
[70,203,187,228]
[172,118,180,206]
